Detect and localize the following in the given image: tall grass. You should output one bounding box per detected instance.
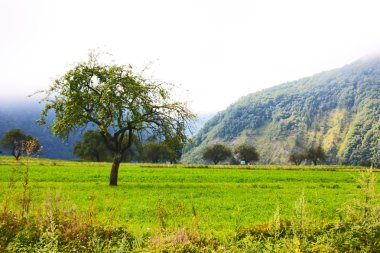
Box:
[0,154,379,251]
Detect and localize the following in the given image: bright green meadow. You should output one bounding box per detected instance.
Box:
[0,156,377,237]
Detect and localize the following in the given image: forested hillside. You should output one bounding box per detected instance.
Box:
[183,56,380,165]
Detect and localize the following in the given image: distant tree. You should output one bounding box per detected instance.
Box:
[163,123,186,164]
[142,125,186,164]
[306,146,326,165]
[123,137,143,162]
[0,129,40,160]
[38,52,194,186]
[73,130,111,162]
[23,137,41,158]
[289,152,306,165]
[74,130,142,162]
[202,143,232,164]
[234,143,259,164]
[142,142,171,163]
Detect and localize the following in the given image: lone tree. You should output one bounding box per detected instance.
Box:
[306,146,326,165]
[234,143,259,164]
[0,129,40,160]
[73,130,111,162]
[202,143,232,164]
[38,53,194,185]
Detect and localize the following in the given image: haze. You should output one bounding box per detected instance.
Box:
[1,0,380,114]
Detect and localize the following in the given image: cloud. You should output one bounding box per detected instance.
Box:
[1,0,380,113]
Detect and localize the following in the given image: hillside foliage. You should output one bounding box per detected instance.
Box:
[183,57,380,165]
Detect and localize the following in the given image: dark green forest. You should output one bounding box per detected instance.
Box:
[183,56,380,165]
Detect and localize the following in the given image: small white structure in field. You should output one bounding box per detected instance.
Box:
[240,161,246,165]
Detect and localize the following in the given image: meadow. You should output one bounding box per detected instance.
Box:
[0,156,379,252]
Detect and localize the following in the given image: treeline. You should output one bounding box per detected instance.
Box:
[0,128,184,164]
[201,143,259,165]
[73,130,185,163]
[0,128,329,166]
[0,100,208,161]
[200,142,327,166]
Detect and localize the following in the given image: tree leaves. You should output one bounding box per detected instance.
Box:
[38,52,195,185]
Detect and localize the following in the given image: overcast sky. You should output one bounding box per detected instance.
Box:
[1,0,380,114]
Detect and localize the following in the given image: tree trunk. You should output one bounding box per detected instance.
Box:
[12,147,20,160]
[110,153,122,186]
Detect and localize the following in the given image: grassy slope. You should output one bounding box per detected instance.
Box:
[0,156,378,236]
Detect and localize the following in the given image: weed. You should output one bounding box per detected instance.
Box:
[2,167,17,215]
[233,206,243,239]
[156,199,168,230]
[86,194,97,226]
[358,168,378,216]
[292,191,309,241]
[268,206,282,241]
[20,165,31,218]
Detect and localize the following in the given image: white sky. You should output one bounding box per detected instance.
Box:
[1,0,380,114]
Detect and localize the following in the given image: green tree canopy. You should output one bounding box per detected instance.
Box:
[38,52,195,185]
[73,130,111,162]
[202,143,232,164]
[234,143,259,164]
[163,123,186,163]
[142,141,171,163]
[306,146,326,165]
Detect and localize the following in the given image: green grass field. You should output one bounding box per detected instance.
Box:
[0,156,377,237]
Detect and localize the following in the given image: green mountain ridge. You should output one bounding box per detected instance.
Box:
[183,56,380,165]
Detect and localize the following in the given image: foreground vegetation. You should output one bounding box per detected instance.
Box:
[0,156,379,252]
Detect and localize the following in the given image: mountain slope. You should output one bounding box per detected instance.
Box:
[183,56,380,165]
